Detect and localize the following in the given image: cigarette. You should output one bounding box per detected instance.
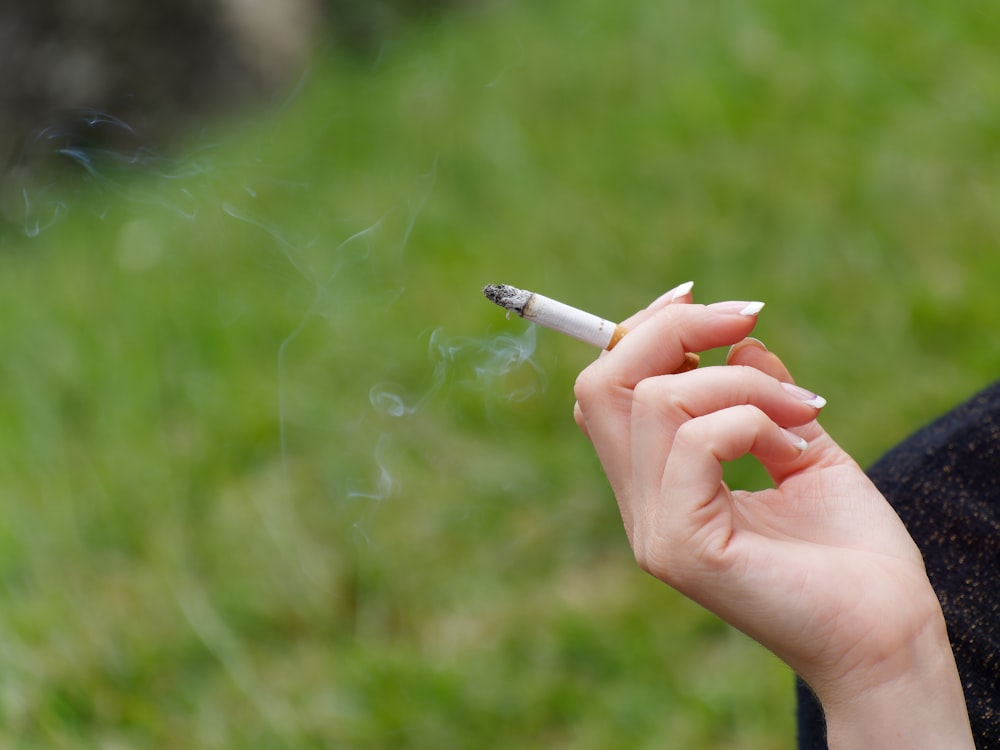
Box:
[482,283,699,371]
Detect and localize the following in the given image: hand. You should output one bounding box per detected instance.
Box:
[572,287,974,748]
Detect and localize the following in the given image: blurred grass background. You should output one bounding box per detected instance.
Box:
[2,0,1000,747]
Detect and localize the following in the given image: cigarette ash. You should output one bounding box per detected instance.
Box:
[482,283,531,315]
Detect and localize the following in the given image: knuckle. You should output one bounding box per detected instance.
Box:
[744,403,771,428]
[572,368,600,407]
[728,363,755,379]
[630,377,659,407]
[672,417,699,447]
[633,377,687,415]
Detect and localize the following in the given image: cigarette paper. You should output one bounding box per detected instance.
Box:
[482,283,699,371]
[482,283,625,349]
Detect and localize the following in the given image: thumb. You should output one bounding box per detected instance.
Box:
[727,338,794,383]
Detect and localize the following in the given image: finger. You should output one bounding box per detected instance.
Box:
[637,405,809,581]
[616,281,699,373]
[724,338,849,469]
[578,301,765,399]
[726,338,795,383]
[609,301,765,383]
[629,366,825,507]
[725,337,820,444]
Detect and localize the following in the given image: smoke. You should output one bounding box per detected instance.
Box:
[426,324,542,405]
[1,106,547,549]
[369,325,541,420]
[346,433,397,504]
[357,325,541,508]
[1,108,211,236]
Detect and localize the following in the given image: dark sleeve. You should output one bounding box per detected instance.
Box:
[796,379,1000,750]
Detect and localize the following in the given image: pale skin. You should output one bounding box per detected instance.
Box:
[572,284,975,748]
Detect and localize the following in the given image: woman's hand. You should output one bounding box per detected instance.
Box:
[572,287,974,748]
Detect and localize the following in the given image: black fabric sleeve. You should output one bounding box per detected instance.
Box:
[796,379,1000,749]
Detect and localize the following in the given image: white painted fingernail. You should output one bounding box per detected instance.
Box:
[782,429,809,452]
[651,280,695,308]
[804,394,827,409]
[668,280,694,301]
[708,300,766,316]
[780,382,828,409]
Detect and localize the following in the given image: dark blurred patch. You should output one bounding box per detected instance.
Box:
[0,108,185,235]
[0,0,476,235]
[0,0,482,157]
[0,1,319,154]
[326,0,478,53]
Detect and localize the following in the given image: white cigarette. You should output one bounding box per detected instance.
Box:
[482,283,699,371]
[482,283,626,349]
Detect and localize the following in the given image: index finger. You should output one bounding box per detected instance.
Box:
[579,300,765,398]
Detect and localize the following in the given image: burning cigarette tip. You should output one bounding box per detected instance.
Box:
[482,283,531,314]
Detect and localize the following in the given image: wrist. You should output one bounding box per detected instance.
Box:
[813,608,974,749]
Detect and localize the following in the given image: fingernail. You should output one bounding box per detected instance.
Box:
[667,280,694,301]
[650,280,695,308]
[708,300,766,316]
[782,428,809,452]
[780,382,828,409]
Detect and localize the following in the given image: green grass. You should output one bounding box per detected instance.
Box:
[2,0,1000,746]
